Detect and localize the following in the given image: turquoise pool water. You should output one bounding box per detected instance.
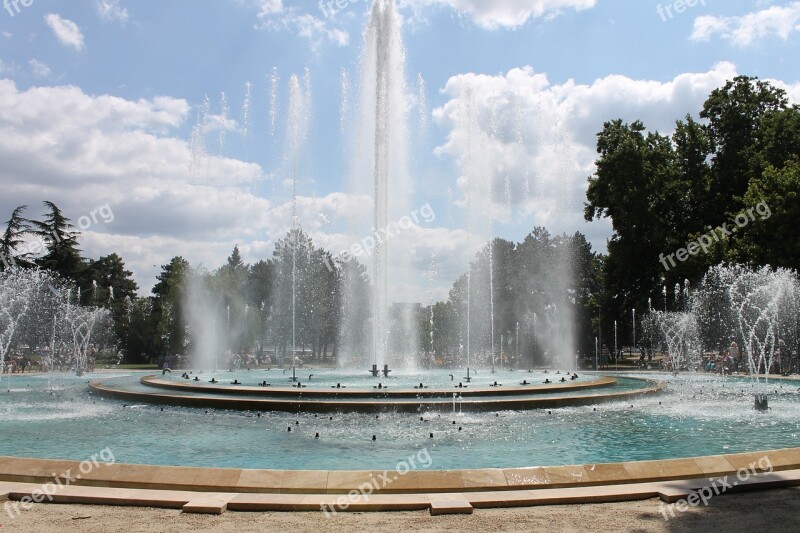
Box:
[0,371,798,470]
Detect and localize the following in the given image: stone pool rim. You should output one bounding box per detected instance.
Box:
[86,374,666,412]
[1,447,800,514]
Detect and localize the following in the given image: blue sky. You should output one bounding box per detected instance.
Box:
[1,0,799,300]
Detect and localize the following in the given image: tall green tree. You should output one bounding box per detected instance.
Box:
[29,201,85,280]
[0,205,32,270]
[701,75,788,220]
[152,256,190,356]
[736,161,800,268]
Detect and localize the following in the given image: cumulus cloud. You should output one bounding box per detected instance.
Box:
[400,0,596,29]
[0,79,462,298]
[432,62,747,253]
[3,63,796,300]
[44,14,86,51]
[95,0,129,24]
[691,1,800,46]
[0,81,267,291]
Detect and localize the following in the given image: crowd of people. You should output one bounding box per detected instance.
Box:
[1,344,99,374]
[699,340,798,375]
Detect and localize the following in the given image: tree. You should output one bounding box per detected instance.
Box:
[28,201,85,280]
[736,161,800,269]
[0,205,32,270]
[585,120,676,323]
[152,256,190,357]
[701,76,788,221]
[216,245,250,354]
[85,253,139,305]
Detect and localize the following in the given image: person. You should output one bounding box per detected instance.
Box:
[162,361,171,375]
[775,339,786,374]
[728,341,741,370]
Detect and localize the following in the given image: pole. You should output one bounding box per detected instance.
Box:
[598,305,602,370]
[632,308,636,368]
[595,336,598,371]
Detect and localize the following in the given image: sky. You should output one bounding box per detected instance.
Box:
[0,0,799,302]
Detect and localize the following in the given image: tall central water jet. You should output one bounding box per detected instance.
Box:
[354,0,409,374]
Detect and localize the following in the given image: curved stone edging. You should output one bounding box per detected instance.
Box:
[1,447,798,496]
[88,376,665,413]
[140,374,618,398]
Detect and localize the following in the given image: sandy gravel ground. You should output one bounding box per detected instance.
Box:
[2,487,799,532]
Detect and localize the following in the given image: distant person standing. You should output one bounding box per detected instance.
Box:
[776,339,786,374]
[601,344,610,369]
[729,341,740,371]
[162,360,172,375]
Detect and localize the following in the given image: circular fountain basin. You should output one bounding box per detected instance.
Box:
[0,371,798,472]
[87,369,661,412]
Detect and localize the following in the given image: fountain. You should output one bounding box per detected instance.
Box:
[3,2,800,512]
[353,0,409,376]
[285,73,310,382]
[0,268,110,379]
[649,264,800,410]
[651,310,701,372]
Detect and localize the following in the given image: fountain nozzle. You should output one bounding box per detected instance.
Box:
[754,394,769,412]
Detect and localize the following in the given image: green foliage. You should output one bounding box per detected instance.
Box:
[29,201,84,280]
[585,75,800,347]
[737,161,800,268]
[0,205,33,270]
[151,256,190,357]
[438,230,602,364]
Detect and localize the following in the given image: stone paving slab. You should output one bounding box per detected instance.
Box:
[2,469,799,514]
[466,484,664,508]
[429,495,473,515]
[182,493,236,514]
[236,469,284,493]
[1,448,800,497]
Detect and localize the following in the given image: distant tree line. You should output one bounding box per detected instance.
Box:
[5,75,791,364]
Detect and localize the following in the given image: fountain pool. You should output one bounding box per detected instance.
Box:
[1,371,798,471]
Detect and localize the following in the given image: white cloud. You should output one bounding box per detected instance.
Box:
[433,62,745,253]
[44,13,86,51]
[95,0,129,24]
[400,0,596,29]
[766,77,800,103]
[292,13,350,47]
[691,1,800,46]
[0,80,273,292]
[28,59,51,79]
[256,0,284,16]
[254,2,349,48]
[3,64,797,301]
[0,80,455,298]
